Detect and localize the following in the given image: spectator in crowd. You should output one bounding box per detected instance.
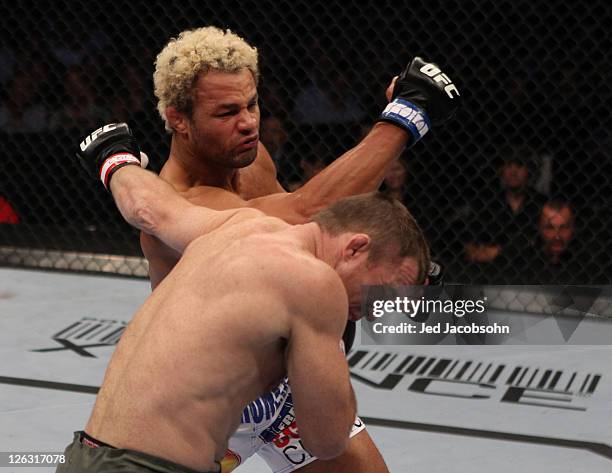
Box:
[49,65,110,132]
[508,199,578,283]
[0,69,49,134]
[501,199,607,284]
[537,200,575,265]
[464,147,546,265]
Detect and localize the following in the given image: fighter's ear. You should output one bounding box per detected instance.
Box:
[344,234,371,259]
[166,107,188,135]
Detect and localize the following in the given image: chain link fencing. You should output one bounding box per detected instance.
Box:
[1,0,610,285]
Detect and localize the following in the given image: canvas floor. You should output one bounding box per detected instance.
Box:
[1,268,610,472]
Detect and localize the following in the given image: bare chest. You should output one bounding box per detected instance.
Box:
[233,164,277,200]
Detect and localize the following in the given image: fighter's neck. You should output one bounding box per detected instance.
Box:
[162,139,238,191]
[286,223,339,269]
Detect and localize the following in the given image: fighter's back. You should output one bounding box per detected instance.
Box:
[141,146,282,288]
[86,215,343,471]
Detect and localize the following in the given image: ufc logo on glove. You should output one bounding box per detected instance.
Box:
[79,123,125,152]
[419,63,460,99]
[378,56,461,146]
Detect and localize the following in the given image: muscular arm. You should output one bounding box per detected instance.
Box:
[241,60,460,221]
[279,123,408,218]
[141,122,406,286]
[199,124,408,223]
[110,166,262,253]
[285,266,356,459]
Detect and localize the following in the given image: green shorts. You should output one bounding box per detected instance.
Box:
[55,432,220,473]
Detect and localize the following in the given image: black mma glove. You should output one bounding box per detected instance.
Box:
[379,57,460,145]
[77,123,148,189]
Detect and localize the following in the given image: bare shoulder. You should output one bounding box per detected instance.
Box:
[224,212,288,235]
[180,184,276,226]
[181,185,247,211]
[270,253,348,328]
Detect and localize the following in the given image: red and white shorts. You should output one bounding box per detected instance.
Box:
[220,377,366,473]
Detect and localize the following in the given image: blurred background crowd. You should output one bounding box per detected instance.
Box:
[1,0,610,283]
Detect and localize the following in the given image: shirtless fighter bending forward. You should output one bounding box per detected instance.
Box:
[134,27,458,473]
[57,142,431,472]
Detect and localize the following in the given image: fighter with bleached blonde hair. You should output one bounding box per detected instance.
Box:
[154,27,260,134]
[95,26,459,473]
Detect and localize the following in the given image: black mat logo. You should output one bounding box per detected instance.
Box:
[349,350,602,411]
[31,317,127,357]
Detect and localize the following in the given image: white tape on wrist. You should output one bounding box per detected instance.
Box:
[100,153,140,189]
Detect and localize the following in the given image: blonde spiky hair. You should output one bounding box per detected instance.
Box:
[154,26,259,131]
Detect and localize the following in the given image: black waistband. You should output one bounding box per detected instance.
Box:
[80,431,116,449]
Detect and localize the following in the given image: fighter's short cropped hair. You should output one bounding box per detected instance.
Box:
[154,26,259,131]
[312,192,431,284]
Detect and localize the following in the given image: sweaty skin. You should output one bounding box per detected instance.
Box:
[141,69,404,472]
[143,70,406,289]
[142,143,285,287]
[87,203,355,471]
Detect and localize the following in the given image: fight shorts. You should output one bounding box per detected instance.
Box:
[56,432,220,473]
[220,377,366,473]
